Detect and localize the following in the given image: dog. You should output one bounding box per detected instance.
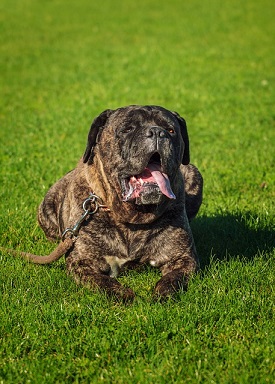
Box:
[38,105,203,300]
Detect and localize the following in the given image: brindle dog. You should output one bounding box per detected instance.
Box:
[38,105,203,300]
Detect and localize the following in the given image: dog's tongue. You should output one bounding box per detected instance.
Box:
[140,163,176,199]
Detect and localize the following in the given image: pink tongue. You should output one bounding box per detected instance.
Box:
[143,163,176,199]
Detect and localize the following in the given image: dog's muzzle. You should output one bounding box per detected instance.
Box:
[121,160,176,205]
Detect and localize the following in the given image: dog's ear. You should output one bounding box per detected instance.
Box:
[171,111,190,165]
[83,109,113,163]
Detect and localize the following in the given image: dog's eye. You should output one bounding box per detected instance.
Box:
[168,128,175,134]
[121,127,133,134]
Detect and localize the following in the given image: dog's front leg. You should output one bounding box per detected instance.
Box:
[66,255,135,302]
[154,254,198,298]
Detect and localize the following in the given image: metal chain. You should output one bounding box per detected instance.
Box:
[61,193,107,241]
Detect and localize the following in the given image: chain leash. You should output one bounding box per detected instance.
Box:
[61,193,109,241]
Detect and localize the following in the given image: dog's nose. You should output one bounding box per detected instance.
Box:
[146,126,167,138]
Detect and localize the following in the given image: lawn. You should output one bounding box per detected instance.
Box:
[0,0,274,383]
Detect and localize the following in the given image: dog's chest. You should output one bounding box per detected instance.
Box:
[102,224,167,277]
[80,216,174,277]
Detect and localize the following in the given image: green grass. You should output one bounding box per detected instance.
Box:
[0,0,274,382]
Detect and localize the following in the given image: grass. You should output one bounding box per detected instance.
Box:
[0,0,274,382]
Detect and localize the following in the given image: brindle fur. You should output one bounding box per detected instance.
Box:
[38,105,203,300]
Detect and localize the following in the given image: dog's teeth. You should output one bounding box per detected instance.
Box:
[123,184,134,201]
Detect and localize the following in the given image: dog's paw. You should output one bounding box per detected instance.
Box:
[111,285,135,302]
[93,274,135,302]
[154,270,187,299]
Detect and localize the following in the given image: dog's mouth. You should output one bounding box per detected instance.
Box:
[121,153,176,205]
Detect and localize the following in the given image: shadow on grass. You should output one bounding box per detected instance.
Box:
[191,213,274,269]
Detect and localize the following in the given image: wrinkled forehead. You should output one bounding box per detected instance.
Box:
[108,106,179,130]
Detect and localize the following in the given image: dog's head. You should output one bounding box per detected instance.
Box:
[83,105,190,223]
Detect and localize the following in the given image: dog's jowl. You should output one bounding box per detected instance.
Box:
[38,105,203,300]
